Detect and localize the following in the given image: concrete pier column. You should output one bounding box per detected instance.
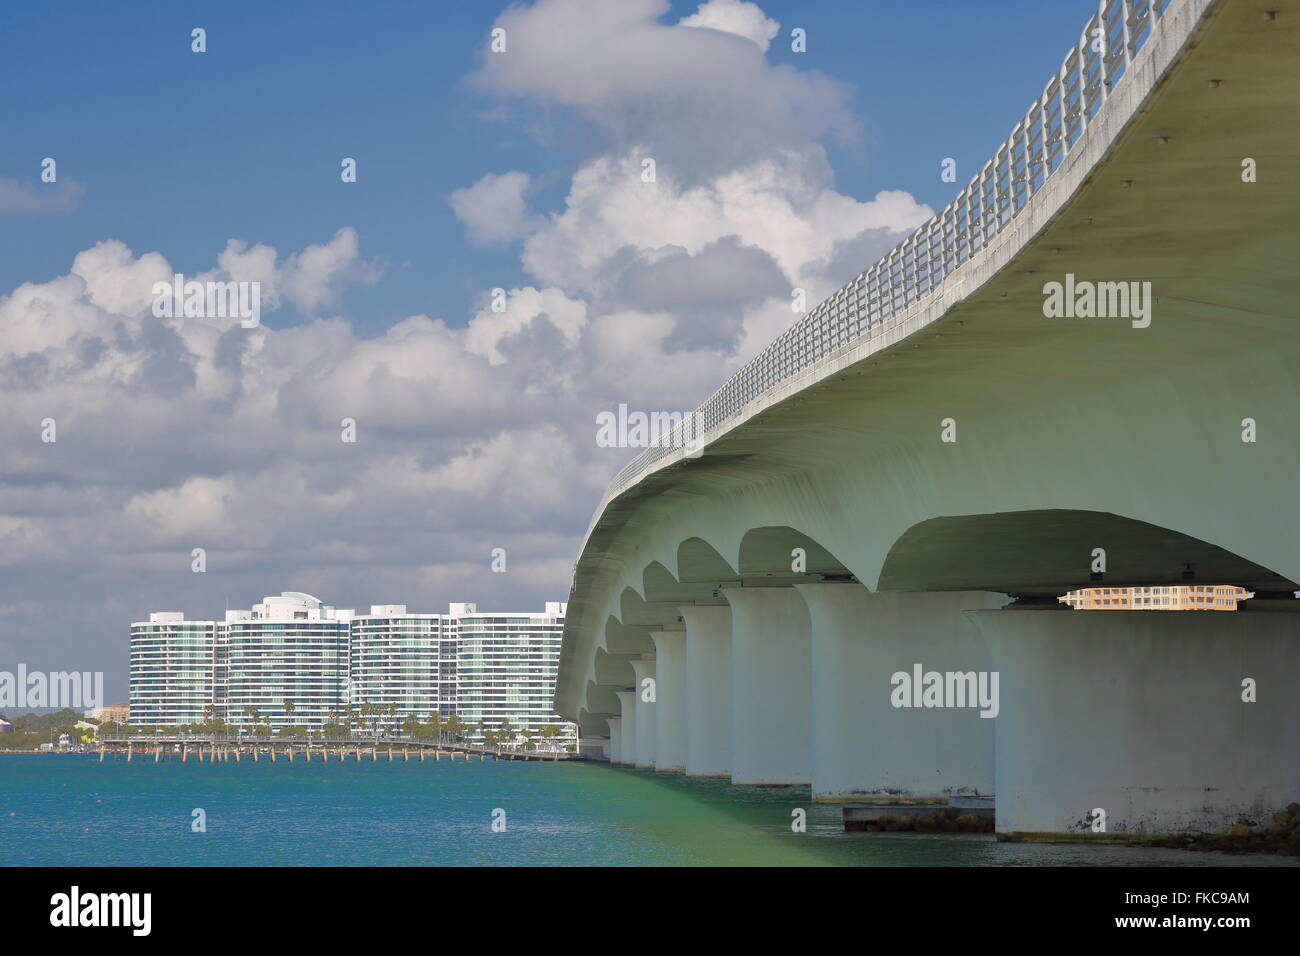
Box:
[678,605,732,778]
[796,585,1005,802]
[723,587,811,786]
[649,632,686,772]
[615,690,637,766]
[970,608,1300,838]
[606,716,623,764]
[629,659,657,769]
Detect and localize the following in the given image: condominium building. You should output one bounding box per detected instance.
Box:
[348,605,458,731]
[1059,584,1255,610]
[217,592,353,733]
[129,593,575,747]
[128,613,215,727]
[455,602,573,748]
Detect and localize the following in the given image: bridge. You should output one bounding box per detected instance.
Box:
[556,0,1300,840]
[96,735,579,762]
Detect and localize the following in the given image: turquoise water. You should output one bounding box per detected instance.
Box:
[2,755,1294,867]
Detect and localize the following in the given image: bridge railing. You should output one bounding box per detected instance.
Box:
[592,0,1172,516]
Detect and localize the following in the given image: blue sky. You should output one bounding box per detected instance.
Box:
[0,0,1099,700]
[1,0,1086,335]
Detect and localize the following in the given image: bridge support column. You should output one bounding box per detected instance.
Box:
[724,587,810,786]
[606,716,623,764]
[649,631,686,772]
[797,585,1005,803]
[970,608,1300,839]
[615,690,637,766]
[678,605,732,778]
[629,659,657,769]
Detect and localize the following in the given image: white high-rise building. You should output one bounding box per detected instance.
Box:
[129,594,576,747]
[456,602,574,749]
[216,592,353,733]
[128,613,215,727]
[347,605,458,732]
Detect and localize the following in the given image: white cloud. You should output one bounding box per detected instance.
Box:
[678,0,780,52]
[0,0,938,699]
[449,171,537,243]
[472,0,857,176]
[0,178,85,216]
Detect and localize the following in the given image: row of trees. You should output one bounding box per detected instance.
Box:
[109,703,569,750]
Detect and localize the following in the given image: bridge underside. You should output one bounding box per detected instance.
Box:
[560,0,1300,839]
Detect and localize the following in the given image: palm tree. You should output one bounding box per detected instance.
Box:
[282,700,295,736]
[497,717,515,750]
[425,712,443,742]
[242,706,259,736]
[444,714,463,745]
[540,723,561,752]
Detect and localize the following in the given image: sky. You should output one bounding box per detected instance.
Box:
[0,0,1093,702]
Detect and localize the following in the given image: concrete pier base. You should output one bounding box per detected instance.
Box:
[629,659,657,769]
[650,631,686,772]
[797,585,1005,802]
[606,716,623,765]
[723,587,811,786]
[615,691,637,766]
[678,605,732,778]
[970,608,1300,838]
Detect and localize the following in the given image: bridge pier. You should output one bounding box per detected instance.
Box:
[629,659,657,768]
[797,585,1004,803]
[615,690,638,766]
[678,605,731,778]
[724,587,811,786]
[650,631,686,771]
[606,716,623,764]
[969,608,1300,839]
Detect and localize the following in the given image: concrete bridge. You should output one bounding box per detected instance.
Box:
[556,0,1300,840]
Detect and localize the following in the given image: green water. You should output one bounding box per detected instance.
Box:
[1,755,1294,866]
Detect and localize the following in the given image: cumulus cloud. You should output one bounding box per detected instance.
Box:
[214,227,380,315]
[1,0,937,697]
[449,171,538,243]
[678,0,780,52]
[471,0,857,177]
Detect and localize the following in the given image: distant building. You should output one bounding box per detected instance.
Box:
[348,605,458,730]
[128,592,576,746]
[455,602,571,748]
[0,718,12,733]
[87,703,130,724]
[1059,585,1255,610]
[218,592,353,733]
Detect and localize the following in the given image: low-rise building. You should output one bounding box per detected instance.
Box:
[1059,585,1255,610]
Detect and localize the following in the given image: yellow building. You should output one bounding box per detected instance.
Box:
[89,702,130,723]
[1059,585,1254,610]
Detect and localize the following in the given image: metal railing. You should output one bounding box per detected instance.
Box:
[593,0,1171,510]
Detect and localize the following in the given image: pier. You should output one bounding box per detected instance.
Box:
[97,734,580,763]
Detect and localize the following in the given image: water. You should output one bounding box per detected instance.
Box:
[2,755,1294,867]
